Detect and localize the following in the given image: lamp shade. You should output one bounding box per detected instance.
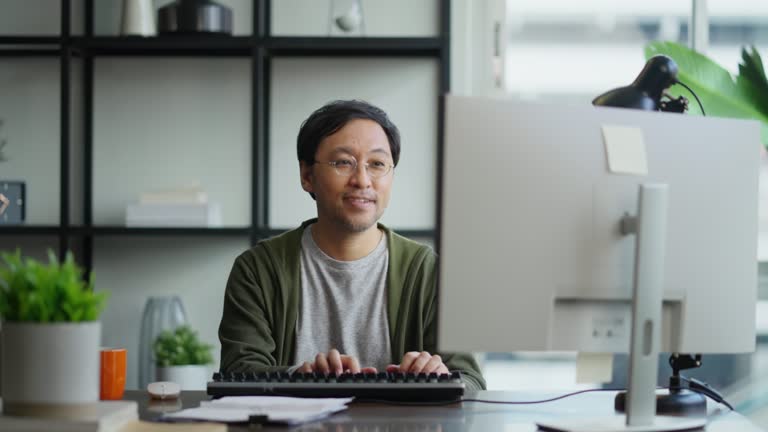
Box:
[592,55,679,111]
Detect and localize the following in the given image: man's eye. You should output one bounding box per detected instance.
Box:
[335,159,355,167]
[370,160,386,168]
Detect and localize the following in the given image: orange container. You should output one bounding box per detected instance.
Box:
[100,348,127,400]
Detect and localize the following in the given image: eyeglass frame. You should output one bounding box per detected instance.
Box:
[313,157,395,179]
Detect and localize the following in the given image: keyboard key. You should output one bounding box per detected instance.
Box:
[212,372,222,381]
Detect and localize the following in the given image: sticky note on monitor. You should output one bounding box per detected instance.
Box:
[601,125,648,175]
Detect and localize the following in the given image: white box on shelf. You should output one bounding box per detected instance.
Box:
[139,188,209,205]
[125,202,222,227]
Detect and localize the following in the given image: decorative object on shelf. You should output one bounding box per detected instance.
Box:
[329,0,366,36]
[0,181,25,225]
[0,118,7,162]
[121,0,156,36]
[126,185,222,227]
[0,249,109,415]
[153,325,213,390]
[158,0,233,35]
[138,296,188,388]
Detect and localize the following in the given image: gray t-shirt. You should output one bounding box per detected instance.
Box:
[294,225,392,371]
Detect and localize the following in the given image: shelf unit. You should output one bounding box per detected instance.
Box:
[0,0,450,274]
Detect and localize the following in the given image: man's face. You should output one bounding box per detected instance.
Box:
[301,119,394,233]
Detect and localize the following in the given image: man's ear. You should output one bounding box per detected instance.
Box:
[300,161,314,194]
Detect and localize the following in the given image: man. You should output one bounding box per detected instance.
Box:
[218,100,485,390]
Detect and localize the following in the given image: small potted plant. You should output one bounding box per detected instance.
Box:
[153,325,213,390]
[0,249,108,414]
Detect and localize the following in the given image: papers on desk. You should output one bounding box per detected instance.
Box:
[162,396,353,426]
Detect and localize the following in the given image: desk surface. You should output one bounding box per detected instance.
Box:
[127,390,766,431]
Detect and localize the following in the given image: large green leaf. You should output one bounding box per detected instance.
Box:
[645,41,768,145]
[738,46,768,118]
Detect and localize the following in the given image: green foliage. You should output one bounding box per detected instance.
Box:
[0,249,108,322]
[153,325,213,367]
[645,41,768,146]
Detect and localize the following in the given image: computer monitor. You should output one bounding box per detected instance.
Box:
[436,95,760,431]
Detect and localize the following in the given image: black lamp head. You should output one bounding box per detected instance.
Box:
[592,55,680,111]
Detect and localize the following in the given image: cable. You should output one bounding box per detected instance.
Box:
[676,80,706,116]
[355,388,624,406]
[358,384,734,410]
[679,376,734,410]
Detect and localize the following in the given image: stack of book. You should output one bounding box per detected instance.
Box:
[126,187,222,228]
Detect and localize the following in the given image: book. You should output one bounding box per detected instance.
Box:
[0,400,137,432]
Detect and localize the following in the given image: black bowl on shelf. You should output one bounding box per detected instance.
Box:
[158,0,233,35]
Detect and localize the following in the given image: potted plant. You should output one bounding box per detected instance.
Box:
[153,325,213,390]
[0,249,108,415]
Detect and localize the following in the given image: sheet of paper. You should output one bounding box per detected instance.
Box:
[576,352,614,384]
[601,125,648,175]
[162,396,352,426]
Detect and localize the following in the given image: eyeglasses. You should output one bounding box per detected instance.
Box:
[314,158,394,179]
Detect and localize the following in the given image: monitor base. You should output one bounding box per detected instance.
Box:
[615,389,707,416]
[537,414,706,432]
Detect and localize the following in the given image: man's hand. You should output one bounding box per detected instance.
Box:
[296,348,377,375]
[386,351,450,375]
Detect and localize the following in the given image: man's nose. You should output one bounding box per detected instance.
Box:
[349,163,373,187]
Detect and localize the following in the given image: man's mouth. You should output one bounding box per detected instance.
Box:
[344,196,376,205]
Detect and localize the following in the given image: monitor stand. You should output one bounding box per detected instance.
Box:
[537,184,706,432]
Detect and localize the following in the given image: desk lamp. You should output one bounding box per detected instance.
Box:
[593,55,715,417]
[593,55,703,114]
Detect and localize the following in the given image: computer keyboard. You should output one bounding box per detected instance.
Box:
[208,371,466,402]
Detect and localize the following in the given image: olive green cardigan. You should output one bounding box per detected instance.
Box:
[218,219,486,390]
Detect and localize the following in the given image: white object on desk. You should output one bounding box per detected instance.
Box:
[0,400,138,432]
[163,396,353,425]
[147,382,181,400]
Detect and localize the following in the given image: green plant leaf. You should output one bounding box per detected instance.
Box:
[0,248,107,322]
[645,41,768,145]
[737,46,768,118]
[152,325,213,366]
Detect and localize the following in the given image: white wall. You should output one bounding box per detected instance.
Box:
[92,58,252,227]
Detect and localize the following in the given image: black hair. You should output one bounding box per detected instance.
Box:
[297,100,401,198]
[297,99,400,166]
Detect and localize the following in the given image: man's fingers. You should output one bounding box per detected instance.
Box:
[399,351,420,372]
[408,351,433,373]
[328,349,343,375]
[361,367,378,374]
[298,361,313,373]
[315,353,330,374]
[422,354,445,374]
[386,364,400,373]
[340,355,361,374]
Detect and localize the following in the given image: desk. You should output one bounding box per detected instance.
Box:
[125,390,766,431]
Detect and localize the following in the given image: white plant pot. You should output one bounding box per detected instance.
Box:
[156,365,210,390]
[1,322,101,414]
